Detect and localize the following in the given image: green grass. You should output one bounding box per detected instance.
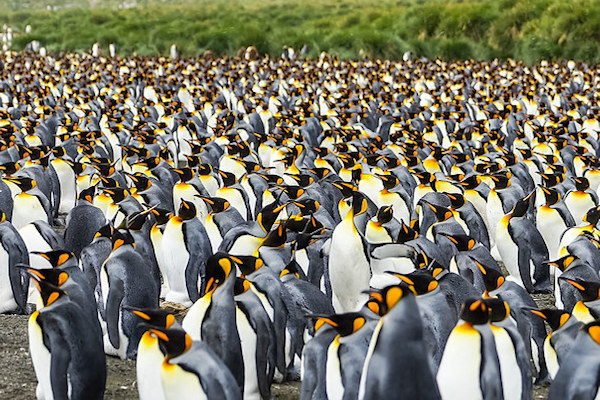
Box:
[0,0,600,62]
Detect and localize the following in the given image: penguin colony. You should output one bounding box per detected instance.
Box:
[0,49,599,399]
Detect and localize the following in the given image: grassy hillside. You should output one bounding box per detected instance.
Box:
[0,0,599,62]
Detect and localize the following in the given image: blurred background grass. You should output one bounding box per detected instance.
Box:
[1,0,599,62]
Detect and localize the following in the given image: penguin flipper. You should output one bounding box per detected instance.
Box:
[3,228,29,312]
[106,277,125,350]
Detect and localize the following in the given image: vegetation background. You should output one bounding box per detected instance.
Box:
[0,0,598,62]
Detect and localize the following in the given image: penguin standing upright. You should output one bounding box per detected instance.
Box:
[28,279,106,400]
[359,285,440,400]
[0,209,29,313]
[161,200,212,306]
[329,192,371,312]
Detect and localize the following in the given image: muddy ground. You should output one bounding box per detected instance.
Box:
[0,293,554,399]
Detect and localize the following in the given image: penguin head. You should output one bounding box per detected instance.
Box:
[126,173,151,192]
[257,201,287,232]
[413,171,435,185]
[149,207,171,226]
[439,233,476,252]
[20,265,69,288]
[177,199,197,221]
[529,308,571,332]
[32,250,76,269]
[122,211,147,231]
[375,205,393,225]
[275,185,305,200]
[0,161,19,175]
[460,299,491,325]
[562,277,600,302]
[233,277,252,296]
[350,192,368,217]
[94,224,114,240]
[481,298,510,323]
[203,253,235,295]
[423,201,453,222]
[583,206,600,226]
[511,192,534,218]
[445,192,466,209]
[458,175,481,190]
[331,181,356,199]
[366,284,414,316]
[5,176,36,192]
[231,255,263,276]
[218,170,237,187]
[307,167,331,181]
[78,185,96,204]
[262,224,287,248]
[489,173,510,190]
[148,327,192,360]
[291,199,319,215]
[172,167,194,183]
[397,220,418,243]
[583,320,600,345]
[102,187,129,203]
[280,260,301,280]
[111,229,135,251]
[471,257,505,293]
[312,312,367,337]
[544,255,578,272]
[574,176,590,192]
[540,186,560,206]
[28,278,67,308]
[390,271,439,295]
[126,306,176,329]
[378,174,399,190]
[285,173,315,188]
[197,196,230,214]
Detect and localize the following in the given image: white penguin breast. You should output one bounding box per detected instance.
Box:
[491,326,522,400]
[544,336,559,380]
[29,313,53,400]
[12,193,46,230]
[436,324,482,400]
[161,222,191,305]
[236,307,259,400]
[52,159,76,213]
[326,338,344,400]
[496,218,521,285]
[161,362,206,400]
[536,207,566,260]
[137,333,167,400]
[328,217,370,313]
[182,294,211,341]
[0,243,17,313]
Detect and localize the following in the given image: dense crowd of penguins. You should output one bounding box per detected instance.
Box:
[1,49,600,399]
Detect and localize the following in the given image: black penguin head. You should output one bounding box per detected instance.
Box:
[511,193,533,218]
[574,176,590,192]
[127,173,151,191]
[445,192,466,209]
[280,260,300,280]
[460,299,491,325]
[391,271,439,295]
[439,233,476,252]
[423,201,453,222]
[312,312,367,337]
[378,174,399,190]
[307,168,331,181]
[103,187,129,203]
[29,278,67,307]
[414,171,434,185]
[148,327,192,360]
[94,224,114,240]
[366,284,414,316]
[262,224,287,248]
[471,257,505,292]
[0,161,20,175]
[126,306,176,329]
[529,308,571,332]
[540,186,560,206]
[562,277,600,302]
[257,201,287,232]
[331,181,356,199]
[544,255,577,273]
[22,266,69,288]
[32,250,76,268]
[490,173,510,190]
[397,220,418,243]
[285,173,315,188]
[124,211,147,231]
[198,196,230,213]
[231,255,263,276]
[197,164,213,176]
[5,176,36,192]
[78,185,96,203]
[177,199,197,221]
[292,199,319,215]
[203,253,235,295]
[375,205,393,224]
[172,167,194,183]
[233,277,252,296]
[481,298,510,323]
[583,206,600,226]
[218,170,237,187]
[583,321,600,345]
[111,230,135,251]
[458,175,481,190]
[350,192,369,217]
[150,207,171,226]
